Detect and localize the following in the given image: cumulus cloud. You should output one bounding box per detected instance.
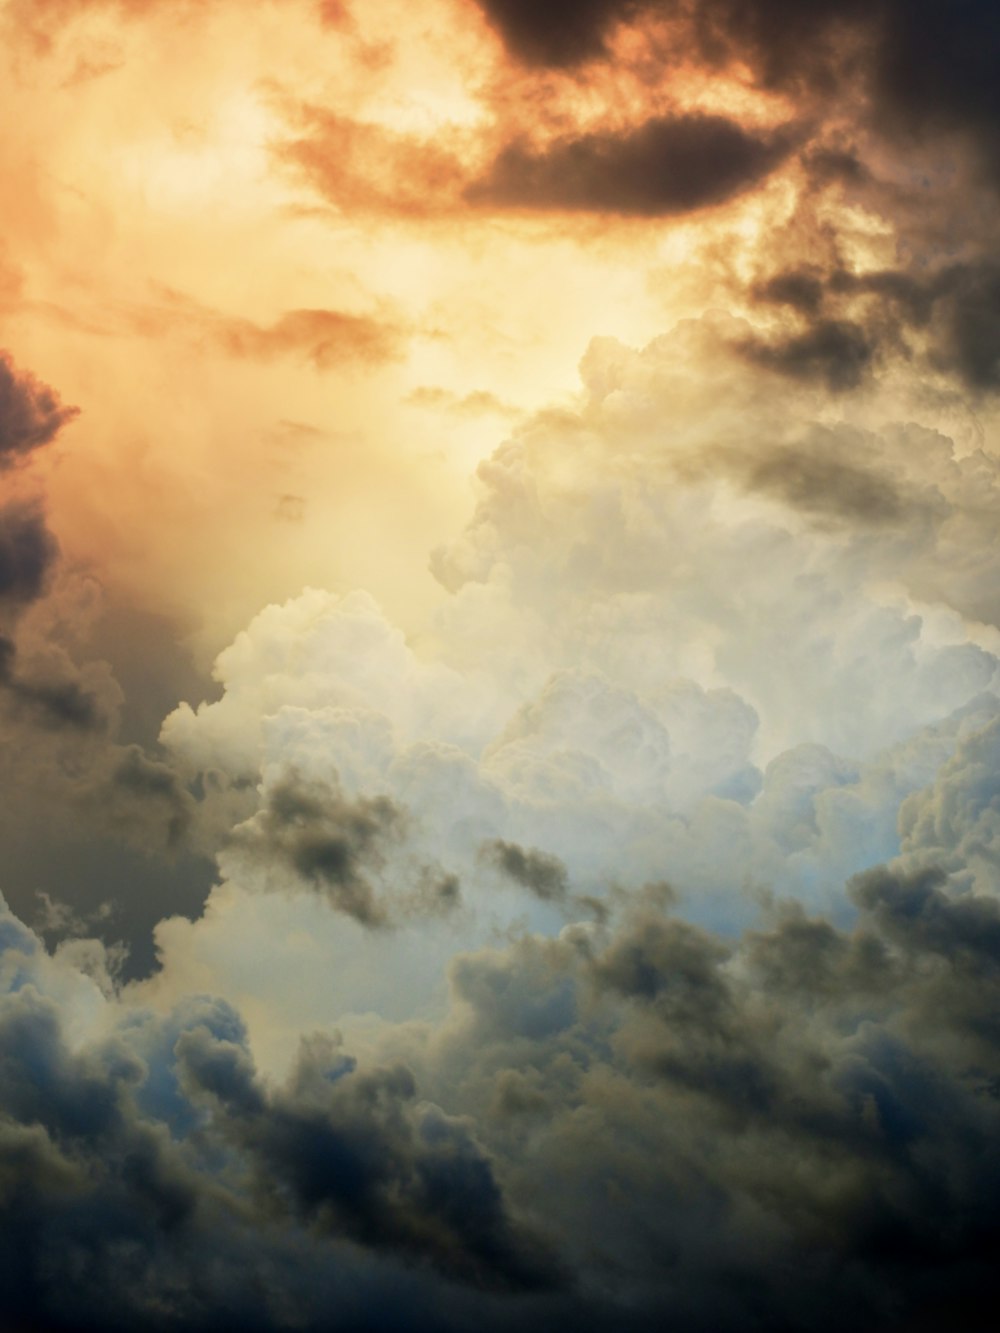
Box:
[0,898,560,1332]
[6,2,1000,1328]
[144,316,1000,1006]
[7,783,1000,1332]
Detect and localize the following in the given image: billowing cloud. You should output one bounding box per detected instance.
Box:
[3,0,1000,1328]
[0,902,559,1331]
[6,787,1000,1330]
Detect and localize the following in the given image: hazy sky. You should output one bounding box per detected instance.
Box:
[3,2,1000,1330]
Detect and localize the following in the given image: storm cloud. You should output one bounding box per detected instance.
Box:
[5,0,1000,1329]
[469,115,797,216]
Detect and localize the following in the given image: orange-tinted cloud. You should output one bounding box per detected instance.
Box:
[58,287,405,370]
[277,107,472,218]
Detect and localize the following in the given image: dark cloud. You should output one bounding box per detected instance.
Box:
[850,863,1000,967]
[738,318,874,391]
[754,267,825,315]
[432,853,1000,1330]
[0,951,559,1332]
[685,0,872,91]
[748,258,1000,394]
[0,350,78,468]
[407,868,463,917]
[0,501,58,607]
[0,633,104,730]
[481,838,569,901]
[471,0,641,67]
[905,261,1000,391]
[715,437,907,525]
[473,0,1000,192]
[873,0,1000,184]
[6,779,1000,1331]
[231,774,401,925]
[83,599,221,750]
[0,983,215,1333]
[469,114,797,216]
[177,1027,559,1293]
[0,802,216,980]
[97,745,196,849]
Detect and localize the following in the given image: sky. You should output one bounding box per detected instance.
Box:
[2,1,1000,1329]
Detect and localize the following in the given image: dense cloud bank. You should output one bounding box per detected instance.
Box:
[93,311,1000,1324]
[7,282,1000,1327]
[3,829,1000,1331]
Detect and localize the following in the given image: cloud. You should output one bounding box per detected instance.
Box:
[149,315,1000,1004]
[480,838,569,902]
[97,744,196,849]
[738,318,874,391]
[470,0,1000,197]
[176,1025,559,1292]
[0,350,78,469]
[0,903,560,1330]
[469,114,798,217]
[203,306,403,370]
[405,387,520,420]
[747,259,1000,396]
[276,106,470,219]
[0,632,106,730]
[227,771,401,926]
[8,801,1000,1332]
[0,501,58,608]
[5,4,1000,1327]
[470,0,641,67]
[707,435,908,525]
[420,866,1000,1329]
[111,287,404,369]
[873,0,1000,184]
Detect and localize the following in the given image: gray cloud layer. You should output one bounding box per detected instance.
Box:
[469,115,797,217]
[3,791,1000,1332]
